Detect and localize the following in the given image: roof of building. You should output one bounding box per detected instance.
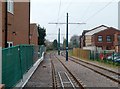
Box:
[85,25,109,36]
[93,27,120,35]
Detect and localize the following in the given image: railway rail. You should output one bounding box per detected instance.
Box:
[61,52,120,84]
[50,53,85,89]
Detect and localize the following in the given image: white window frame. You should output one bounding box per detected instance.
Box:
[106,35,112,42]
[7,42,13,47]
[7,0,14,14]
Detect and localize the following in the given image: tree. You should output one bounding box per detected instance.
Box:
[37,25,46,45]
[63,38,66,50]
[52,39,58,50]
[70,35,80,48]
[45,39,53,51]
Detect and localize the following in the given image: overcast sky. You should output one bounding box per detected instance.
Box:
[30,0,119,43]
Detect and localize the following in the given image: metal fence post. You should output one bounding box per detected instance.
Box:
[18,46,23,81]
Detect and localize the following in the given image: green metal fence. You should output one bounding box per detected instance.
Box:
[2,45,45,88]
[89,51,120,65]
[19,45,34,75]
[2,46,22,88]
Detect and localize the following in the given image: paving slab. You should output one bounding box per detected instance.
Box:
[24,53,52,88]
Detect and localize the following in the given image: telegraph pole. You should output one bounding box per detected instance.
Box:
[58,28,60,55]
[48,13,86,61]
[66,13,68,61]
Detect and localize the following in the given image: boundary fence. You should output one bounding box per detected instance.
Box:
[2,45,45,88]
[72,48,120,65]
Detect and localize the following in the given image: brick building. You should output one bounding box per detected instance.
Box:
[92,27,120,52]
[80,25,108,48]
[30,23,38,45]
[80,25,120,52]
[1,0,30,48]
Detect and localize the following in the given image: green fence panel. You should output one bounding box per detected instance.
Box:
[33,46,39,63]
[2,46,22,88]
[2,45,45,88]
[19,45,34,75]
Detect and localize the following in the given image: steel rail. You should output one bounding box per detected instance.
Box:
[61,52,120,84]
[61,52,120,75]
[54,54,85,89]
[70,56,120,76]
[50,53,57,89]
[58,71,76,89]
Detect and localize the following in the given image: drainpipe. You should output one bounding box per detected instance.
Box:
[5,2,7,48]
[0,2,2,84]
[28,0,30,44]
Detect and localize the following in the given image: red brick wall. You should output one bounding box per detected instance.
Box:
[7,13,14,43]
[2,1,30,47]
[13,2,30,45]
[30,24,38,45]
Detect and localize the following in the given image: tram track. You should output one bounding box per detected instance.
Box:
[61,52,120,84]
[50,53,85,89]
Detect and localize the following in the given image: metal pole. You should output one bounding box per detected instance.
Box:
[66,13,68,61]
[5,2,7,48]
[58,28,60,55]
[28,1,30,44]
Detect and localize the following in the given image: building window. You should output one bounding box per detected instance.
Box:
[7,42,13,47]
[7,0,14,14]
[98,36,103,42]
[106,36,112,42]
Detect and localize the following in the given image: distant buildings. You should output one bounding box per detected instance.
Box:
[0,1,39,48]
[80,25,120,52]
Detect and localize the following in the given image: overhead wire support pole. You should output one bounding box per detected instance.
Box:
[58,28,60,55]
[66,13,68,61]
[48,13,86,61]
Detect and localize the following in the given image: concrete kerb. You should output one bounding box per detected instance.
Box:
[15,52,45,88]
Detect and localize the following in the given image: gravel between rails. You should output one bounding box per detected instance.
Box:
[56,54,118,88]
[69,56,119,76]
[51,53,81,88]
